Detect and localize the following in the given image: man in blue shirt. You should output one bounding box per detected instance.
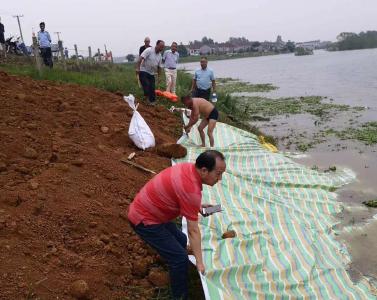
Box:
[0,17,5,58]
[37,22,53,68]
[162,42,179,94]
[191,57,216,101]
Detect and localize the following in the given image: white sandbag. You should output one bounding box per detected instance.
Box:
[124,95,155,150]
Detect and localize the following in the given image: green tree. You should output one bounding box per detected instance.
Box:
[286,40,295,52]
[126,54,135,62]
[177,44,188,57]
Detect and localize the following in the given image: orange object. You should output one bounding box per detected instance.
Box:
[155,90,178,102]
[155,89,164,96]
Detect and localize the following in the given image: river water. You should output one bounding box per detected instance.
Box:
[181,49,377,283]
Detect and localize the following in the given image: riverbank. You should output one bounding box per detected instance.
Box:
[179,51,276,63]
[0,57,277,299]
[195,55,377,284]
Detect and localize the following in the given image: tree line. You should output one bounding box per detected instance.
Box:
[330,31,377,51]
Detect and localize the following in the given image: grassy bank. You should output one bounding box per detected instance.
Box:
[0,58,277,144]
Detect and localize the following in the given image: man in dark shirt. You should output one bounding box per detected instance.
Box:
[139,36,151,56]
[0,18,5,58]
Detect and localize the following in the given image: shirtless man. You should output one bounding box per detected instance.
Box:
[181,95,219,147]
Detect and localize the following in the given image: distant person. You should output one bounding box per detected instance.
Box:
[128,150,226,300]
[0,17,5,58]
[191,57,216,101]
[136,40,164,105]
[37,22,53,68]
[139,36,151,56]
[162,42,179,94]
[64,47,68,59]
[181,95,219,147]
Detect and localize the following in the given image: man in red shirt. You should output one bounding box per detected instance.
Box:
[128,150,226,300]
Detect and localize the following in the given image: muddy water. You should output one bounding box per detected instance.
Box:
[182,48,377,283]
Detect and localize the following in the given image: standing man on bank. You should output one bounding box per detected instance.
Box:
[139,36,151,56]
[191,57,216,101]
[37,22,53,68]
[0,17,5,58]
[136,40,164,105]
[163,42,179,94]
[128,150,226,300]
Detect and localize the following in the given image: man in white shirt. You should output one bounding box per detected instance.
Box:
[37,22,53,68]
[162,42,179,94]
[136,40,165,105]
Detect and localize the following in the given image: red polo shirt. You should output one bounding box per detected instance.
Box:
[128,163,203,225]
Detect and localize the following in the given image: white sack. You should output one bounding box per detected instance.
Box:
[124,95,155,150]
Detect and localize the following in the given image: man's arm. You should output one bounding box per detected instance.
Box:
[184,104,199,132]
[187,219,205,274]
[135,56,144,73]
[191,78,196,92]
[212,80,216,93]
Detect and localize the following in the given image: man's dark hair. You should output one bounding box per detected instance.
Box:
[172,42,178,46]
[201,56,208,60]
[156,40,164,46]
[39,22,45,26]
[180,94,191,102]
[195,150,225,172]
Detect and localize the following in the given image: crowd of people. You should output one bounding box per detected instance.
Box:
[136,37,219,148]
[133,37,223,299]
[0,18,54,68]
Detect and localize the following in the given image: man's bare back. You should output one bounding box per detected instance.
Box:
[191,97,214,119]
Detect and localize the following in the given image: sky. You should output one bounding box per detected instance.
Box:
[0,0,376,56]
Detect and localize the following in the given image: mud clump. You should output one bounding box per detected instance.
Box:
[156,143,187,159]
[222,230,237,239]
[147,268,170,287]
[70,280,90,299]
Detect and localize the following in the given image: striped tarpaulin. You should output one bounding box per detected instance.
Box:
[176,119,377,299]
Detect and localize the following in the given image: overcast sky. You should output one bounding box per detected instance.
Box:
[1,0,376,56]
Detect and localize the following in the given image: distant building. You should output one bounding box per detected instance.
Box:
[199,45,212,55]
[296,40,321,50]
[189,48,200,56]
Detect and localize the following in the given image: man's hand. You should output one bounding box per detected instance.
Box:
[197,262,206,275]
[184,126,191,134]
[201,203,214,208]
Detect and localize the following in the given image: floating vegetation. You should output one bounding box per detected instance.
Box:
[362,199,377,208]
[233,96,358,119]
[332,122,377,145]
[217,78,277,93]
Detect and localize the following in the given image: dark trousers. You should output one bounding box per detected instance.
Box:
[132,221,189,300]
[40,47,53,68]
[193,88,211,100]
[139,71,156,102]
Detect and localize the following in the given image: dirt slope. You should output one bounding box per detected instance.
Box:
[0,71,182,299]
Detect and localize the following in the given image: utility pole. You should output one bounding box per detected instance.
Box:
[54,32,61,42]
[104,44,108,61]
[13,15,24,42]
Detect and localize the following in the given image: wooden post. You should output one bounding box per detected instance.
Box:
[74,44,79,66]
[88,46,92,63]
[32,35,42,75]
[97,48,101,62]
[109,51,113,64]
[58,40,66,70]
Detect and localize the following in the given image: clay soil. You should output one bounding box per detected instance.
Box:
[0,70,184,299]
